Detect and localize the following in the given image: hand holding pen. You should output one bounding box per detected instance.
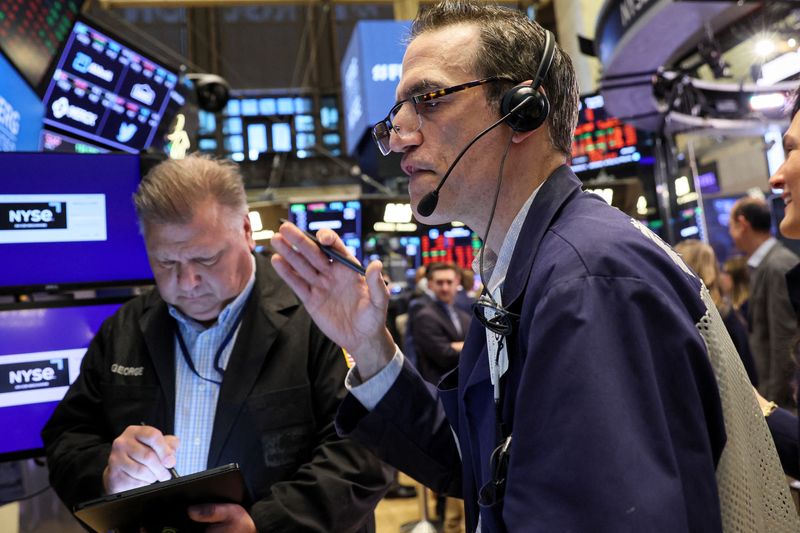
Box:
[102,423,180,495]
[270,219,397,381]
[277,218,385,283]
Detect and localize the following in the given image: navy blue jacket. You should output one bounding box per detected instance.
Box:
[337,166,726,532]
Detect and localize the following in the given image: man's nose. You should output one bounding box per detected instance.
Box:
[177,263,201,291]
[388,104,422,153]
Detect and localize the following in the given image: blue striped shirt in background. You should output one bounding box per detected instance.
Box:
[169,257,256,475]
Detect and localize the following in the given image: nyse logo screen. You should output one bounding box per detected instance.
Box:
[0,202,67,230]
[0,194,107,244]
[0,359,70,393]
[42,22,178,153]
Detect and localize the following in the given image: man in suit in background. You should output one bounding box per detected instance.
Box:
[412,262,471,386]
[730,196,799,407]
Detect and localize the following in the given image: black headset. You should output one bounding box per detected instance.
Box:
[499,28,555,133]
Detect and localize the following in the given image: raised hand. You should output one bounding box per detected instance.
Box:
[271,221,395,379]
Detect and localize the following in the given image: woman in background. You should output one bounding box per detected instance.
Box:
[756,84,800,480]
[721,254,751,319]
[675,239,758,385]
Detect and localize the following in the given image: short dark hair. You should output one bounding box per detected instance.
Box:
[732,197,772,234]
[792,84,800,120]
[426,262,461,280]
[410,0,579,156]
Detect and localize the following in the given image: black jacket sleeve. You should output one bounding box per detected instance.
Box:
[42,318,123,508]
[248,325,393,532]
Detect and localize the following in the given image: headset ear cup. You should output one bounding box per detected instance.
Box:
[500,85,550,132]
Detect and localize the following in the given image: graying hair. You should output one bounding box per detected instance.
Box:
[133,154,247,229]
[410,0,579,156]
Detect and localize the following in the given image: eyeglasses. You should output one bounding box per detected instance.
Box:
[371,76,510,156]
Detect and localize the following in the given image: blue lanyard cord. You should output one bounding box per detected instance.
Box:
[175,305,247,385]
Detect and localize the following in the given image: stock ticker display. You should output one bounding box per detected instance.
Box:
[421,227,481,270]
[0,0,83,87]
[41,20,179,153]
[571,94,644,173]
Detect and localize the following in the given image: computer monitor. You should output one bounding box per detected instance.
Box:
[289,200,362,261]
[571,93,654,175]
[0,0,84,89]
[0,50,44,152]
[40,129,108,154]
[420,226,481,271]
[702,193,743,262]
[0,152,153,293]
[41,19,180,153]
[0,298,126,461]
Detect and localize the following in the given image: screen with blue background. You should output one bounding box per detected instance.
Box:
[0,51,44,152]
[41,20,179,153]
[0,300,123,459]
[0,152,153,292]
[340,20,410,156]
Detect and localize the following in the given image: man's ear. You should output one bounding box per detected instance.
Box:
[243,214,256,251]
[508,84,547,144]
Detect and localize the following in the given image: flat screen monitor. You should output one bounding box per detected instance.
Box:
[571,93,653,174]
[0,50,44,151]
[41,19,180,153]
[40,129,108,153]
[420,226,480,271]
[0,152,153,293]
[0,0,84,89]
[289,200,362,261]
[701,194,742,262]
[0,298,125,461]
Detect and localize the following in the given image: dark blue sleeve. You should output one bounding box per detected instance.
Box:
[722,308,759,387]
[335,360,462,496]
[502,276,725,533]
[766,407,800,479]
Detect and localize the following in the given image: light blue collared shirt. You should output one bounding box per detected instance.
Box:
[169,255,256,475]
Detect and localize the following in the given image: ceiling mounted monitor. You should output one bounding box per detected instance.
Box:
[0,0,84,90]
[41,19,181,153]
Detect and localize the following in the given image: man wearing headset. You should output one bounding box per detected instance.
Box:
[272,1,796,532]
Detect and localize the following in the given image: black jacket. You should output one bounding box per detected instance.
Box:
[42,254,391,532]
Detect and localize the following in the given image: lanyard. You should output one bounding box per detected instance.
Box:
[175,306,247,385]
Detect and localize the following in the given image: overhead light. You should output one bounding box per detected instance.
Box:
[383,202,413,223]
[789,38,797,49]
[248,211,263,232]
[252,229,274,241]
[636,195,648,216]
[755,38,776,57]
[749,92,786,110]
[674,176,691,197]
[757,50,800,86]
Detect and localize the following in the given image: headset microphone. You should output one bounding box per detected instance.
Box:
[416,98,536,217]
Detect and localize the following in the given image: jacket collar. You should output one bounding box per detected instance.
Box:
[500,165,583,308]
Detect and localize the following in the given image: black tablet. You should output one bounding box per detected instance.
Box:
[73,463,247,533]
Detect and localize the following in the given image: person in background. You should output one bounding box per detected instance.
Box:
[756,83,800,480]
[721,254,751,316]
[270,1,797,531]
[454,267,476,315]
[729,196,799,407]
[412,262,472,386]
[674,239,758,385]
[42,154,391,532]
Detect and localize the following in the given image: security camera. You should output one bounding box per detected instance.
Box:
[186,73,230,113]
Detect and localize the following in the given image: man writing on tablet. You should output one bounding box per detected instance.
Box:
[42,154,391,532]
